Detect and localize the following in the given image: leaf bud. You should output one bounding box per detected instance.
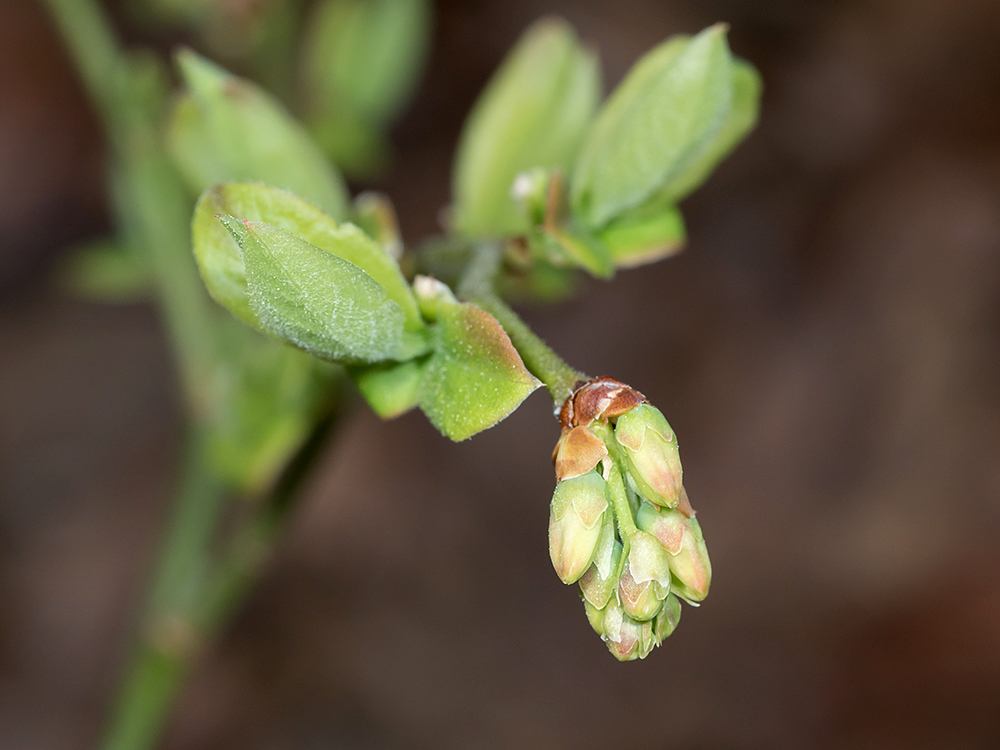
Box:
[637,497,712,601]
[548,472,610,584]
[615,403,684,509]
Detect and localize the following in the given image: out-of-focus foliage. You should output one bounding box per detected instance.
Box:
[302,0,432,176]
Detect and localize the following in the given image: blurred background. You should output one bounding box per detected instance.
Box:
[2,0,1000,747]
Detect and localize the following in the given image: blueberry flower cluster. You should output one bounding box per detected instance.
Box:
[548,378,711,660]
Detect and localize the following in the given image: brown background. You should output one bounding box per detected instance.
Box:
[2,0,1000,747]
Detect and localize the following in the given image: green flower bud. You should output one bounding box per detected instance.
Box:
[619,529,673,619]
[583,597,606,635]
[548,472,610,584]
[637,500,712,601]
[653,593,682,644]
[618,563,669,621]
[605,608,656,662]
[579,535,623,609]
[615,403,683,508]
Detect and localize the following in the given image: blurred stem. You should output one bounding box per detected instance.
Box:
[42,0,215,413]
[198,415,333,629]
[102,430,223,750]
[459,242,586,407]
[42,0,120,125]
[41,0,226,747]
[101,417,332,750]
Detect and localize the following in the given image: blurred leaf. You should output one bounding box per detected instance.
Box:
[302,0,431,127]
[207,321,337,493]
[352,191,403,260]
[597,202,686,268]
[349,358,426,418]
[658,57,762,203]
[57,238,152,302]
[418,300,541,441]
[542,224,614,279]
[219,215,425,363]
[193,182,423,331]
[452,17,600,238]
[571,25,733,228]
[168,49,349,219]
[496,260,578,303]
[309,112,390,178]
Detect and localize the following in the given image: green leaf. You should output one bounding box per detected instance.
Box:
[168,49,349,219]
[542,224,614,279]
[452,17,601,238]
[302,0,431,127]
[349,358,426,418]
[193,182,423,331]
[658,57,762,203]
[220,216,421,363]
[418,300,541,441]
[597,202,686,268]
[571,25,733,228]
[207,321,337,493]
[57,238,152,302]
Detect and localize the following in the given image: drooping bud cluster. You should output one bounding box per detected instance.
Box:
[548,377,711,660]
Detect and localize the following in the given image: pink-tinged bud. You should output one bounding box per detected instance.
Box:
[653,594,682,644]
[618,563,668,621]
[619,529,673,620]
[606,613,655,662]
[553,425,608,480]
[614,404,683,509]
[548,472,609,584]
[637,501,712,601]
[579,536,623,609]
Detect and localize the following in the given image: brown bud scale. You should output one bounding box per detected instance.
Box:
[559,376,646,430]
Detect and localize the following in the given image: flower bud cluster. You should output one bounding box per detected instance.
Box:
[547,377,711,660]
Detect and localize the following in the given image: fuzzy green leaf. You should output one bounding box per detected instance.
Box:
[168,49,349,219]
[220,216,419,363]
[658,57,762,203]
[452,17,600,238]
[193,182,423,332]
[571,25,733,228]
[419,301,541,440]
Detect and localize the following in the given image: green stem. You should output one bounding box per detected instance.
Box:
[458,243,586,407]
[43,0,216,415]
[607,462,638,539]
[42,0,121,126]
[41,2,225,747]
[198,416,334,630]
[101,431,224,750]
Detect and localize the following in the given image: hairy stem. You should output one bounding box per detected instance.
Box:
[606,462,638,540]
[458,243,586,407]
